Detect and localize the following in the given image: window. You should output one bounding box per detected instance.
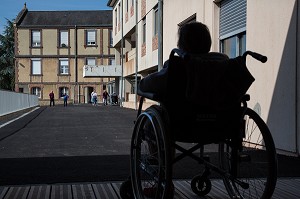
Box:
[219,0,246,58]
[31,87,41,98]
[31,59,41,75]
[221,32,246,58]
[86,58,96,66]
[19,88,24,93]
[126,0,129,12]
[59,30,68,47]
[153,7,159,36]
[118,3,121,23]
[59,87,69,98]
[109,58,115,65]
[142,18,146,43]
[115,9,118,25]
[59,59,69,75]
[86,30,96,46]
[31,30,41,47]
[109,29,113,47]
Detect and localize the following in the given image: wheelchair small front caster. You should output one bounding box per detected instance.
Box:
[120,178,134,199]
[191,175,212,196]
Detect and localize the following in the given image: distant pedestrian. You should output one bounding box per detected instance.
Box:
[92,91,98,106]
[91,90,95,105]
[49,91,55,107]
[63,93,69,107]
[103,90,109,105]
[111,92,118,105]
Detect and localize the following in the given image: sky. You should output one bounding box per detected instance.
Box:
[0,0,112,34]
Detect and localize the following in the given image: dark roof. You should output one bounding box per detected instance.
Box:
[16,10,112,28]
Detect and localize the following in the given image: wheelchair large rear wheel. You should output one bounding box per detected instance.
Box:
[130,105,173,199]
[219,108,277,199]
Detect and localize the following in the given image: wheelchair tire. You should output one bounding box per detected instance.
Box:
[191,175,212,196]
[119,178,134,199]
[130,105,173,199]
[219,108,277,199]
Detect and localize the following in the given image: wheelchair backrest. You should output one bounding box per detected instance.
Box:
[166,48,255,112]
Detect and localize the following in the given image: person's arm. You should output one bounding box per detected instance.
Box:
[139,60,169,95]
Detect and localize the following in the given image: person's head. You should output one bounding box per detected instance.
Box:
[177,21,211,54]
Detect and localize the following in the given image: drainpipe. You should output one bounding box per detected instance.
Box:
[296,0,299,155]
[134,0,139,110]
[158,0,163,71]
[120,0,124,107]
[74,25,79,104]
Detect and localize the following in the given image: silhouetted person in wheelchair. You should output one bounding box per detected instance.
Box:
[139,21,216,99]
[121,21,275,199]
[139,21,254,142]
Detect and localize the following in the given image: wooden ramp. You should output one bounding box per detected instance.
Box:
[0,178,299,199]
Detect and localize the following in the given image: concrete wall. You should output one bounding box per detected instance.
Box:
[163,0,219,61]
[0,90,39,117]
[247,0,299,154]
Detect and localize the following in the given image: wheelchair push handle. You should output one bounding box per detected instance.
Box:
[243,51,268,63]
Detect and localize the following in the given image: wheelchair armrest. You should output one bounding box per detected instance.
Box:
[137,88,161,101]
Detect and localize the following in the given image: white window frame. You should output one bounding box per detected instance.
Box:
[153,7,159,36]
[31,59,41,75]
[109,58,115,65]
[142,18,146,43]
[59,87,69,98]
[86,58,96,66]
[109,29,113,47]
[32,30,41,47]
[126,0,129,12]
[59,59,69,75]
[31,87,41,98]
[220,32,246,58]
[60,30,69,47]
[86,30,96,46]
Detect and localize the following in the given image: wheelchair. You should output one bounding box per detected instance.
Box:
[120,49,278,199]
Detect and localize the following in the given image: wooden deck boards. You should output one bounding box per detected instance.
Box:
[0,178,298,199]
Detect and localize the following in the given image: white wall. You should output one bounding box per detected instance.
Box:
[0,90,39,117]
[247,0,299,154]
[163,0,218,62]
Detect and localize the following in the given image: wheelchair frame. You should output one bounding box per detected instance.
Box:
[121,51,278,199]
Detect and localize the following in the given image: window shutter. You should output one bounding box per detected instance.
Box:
[219,0,246,39]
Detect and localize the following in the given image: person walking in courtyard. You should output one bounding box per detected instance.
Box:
[103,90,109,105]
[92,91,98,106]
[91,90,95,105]
[63,93,69,107]
[49,91,55,107]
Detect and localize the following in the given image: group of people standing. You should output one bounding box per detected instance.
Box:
[48,90,117,107]
[49,91,69,107]
[91,90,114,106]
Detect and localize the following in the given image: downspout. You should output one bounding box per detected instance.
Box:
[74,25,78,104]
[120,0,124,107]
[158,0,163,71]
[134,0,139,110]
[296,0,299,155]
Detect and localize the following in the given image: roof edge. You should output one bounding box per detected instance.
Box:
[15,3,28,25]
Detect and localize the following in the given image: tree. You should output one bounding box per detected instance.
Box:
[0,18,15,90]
